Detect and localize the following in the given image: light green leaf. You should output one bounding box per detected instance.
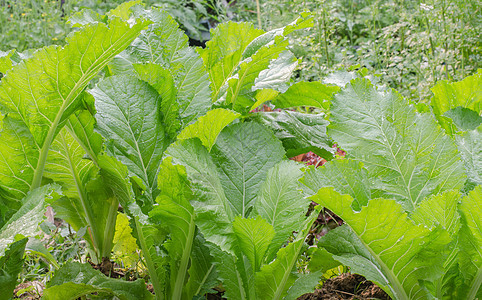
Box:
[133,63,179,138]
[171,47,212,128]
[253,110,333,159]
[411,190,461,236]
[226,38,290,110]
[242,12,313,59]
[458,186,482,299]
[410,190,463,299]
[456,125,482,187]
[252,51,298,93]
[300,159,371,211]
[64,108,103,166]
[211,122,285,218]
[328,78,465,211]
[125,7,188,66]
[91,75,168,207]
[199,22,264,101]
[313,187,451,300]
[0,50,17,75]
[184,234,218,299]
[0,117,38,209]
[255,216,317,300]
[0,185,59,256]
[112,213,138,268]
[110,8,212,129]
[107,0,143,20]
[283,271,323,300]
[254,160,309,261]
[0,15,149,200]
[43,262,153,300]
[210,246,248,300]
[150,157,197,299]
[45,123,116,260]
[444,107,482,132]
[166,139,235,254]
[272,81,340,110]
[177,108,240,151]
[431,70,482,135]
[0,238,27,300]
[68,9,104,27]
[233,216,275,272]
[45,129,97,201]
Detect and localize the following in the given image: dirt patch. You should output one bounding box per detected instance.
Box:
[13,281,44,299]
[298,273,391,300]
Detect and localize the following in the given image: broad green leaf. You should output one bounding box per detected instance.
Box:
[133,63,179,138]
[271,81,340,110]
[255,214,319,300]
[0,185,59,255]
[411,190,461,236]
[0,50,17,75]
[68,9,104,27]
[410,190,462,299]
[149,157,197,299]
[252,51,298,93]
[0,15,150,201]
[112,213,138,268]
[241,12,313,59]
[254,160,309,261]
[431,70,482,135]
[91,75,168,207]
[65,108,103,166]
[458,186,482,299]
[107,0,143,20]
[0,238,27,300]
[226,37,290,110]
[328,78,465,211]
[177,108,240,151]
[456,125,482,187]
[253,110,333,159]
[211,122,285,218]
[98,154,134,211]
[184,234,218,299]
[45,129,97,201]
[199,22,264,101]
[45,126,115,260]
[0,117,38,209]
[313,187,451,300]
[444,107,482,132]
[43,262,153,300]
[171,47,212,127]
[125,7,188,66]
[166,139,235,254]
[210,246,249,300]
[233,216,275,272]
[251,89,279,110]
[282,271,323,300]
[110,8,212,129]
[300,159,371,211]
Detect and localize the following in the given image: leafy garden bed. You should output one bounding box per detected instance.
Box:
[0,1,481,299]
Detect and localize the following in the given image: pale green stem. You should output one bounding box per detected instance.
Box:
[255,0,262,29]
[101,198,119,259]
[467,267,482,300]
[134,217,164,300]
[172,214,196,300]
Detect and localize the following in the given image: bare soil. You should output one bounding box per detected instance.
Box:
[298,273,391,300]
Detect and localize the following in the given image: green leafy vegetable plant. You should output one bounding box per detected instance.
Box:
[301,73,482,299]
[0,1,337,299]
